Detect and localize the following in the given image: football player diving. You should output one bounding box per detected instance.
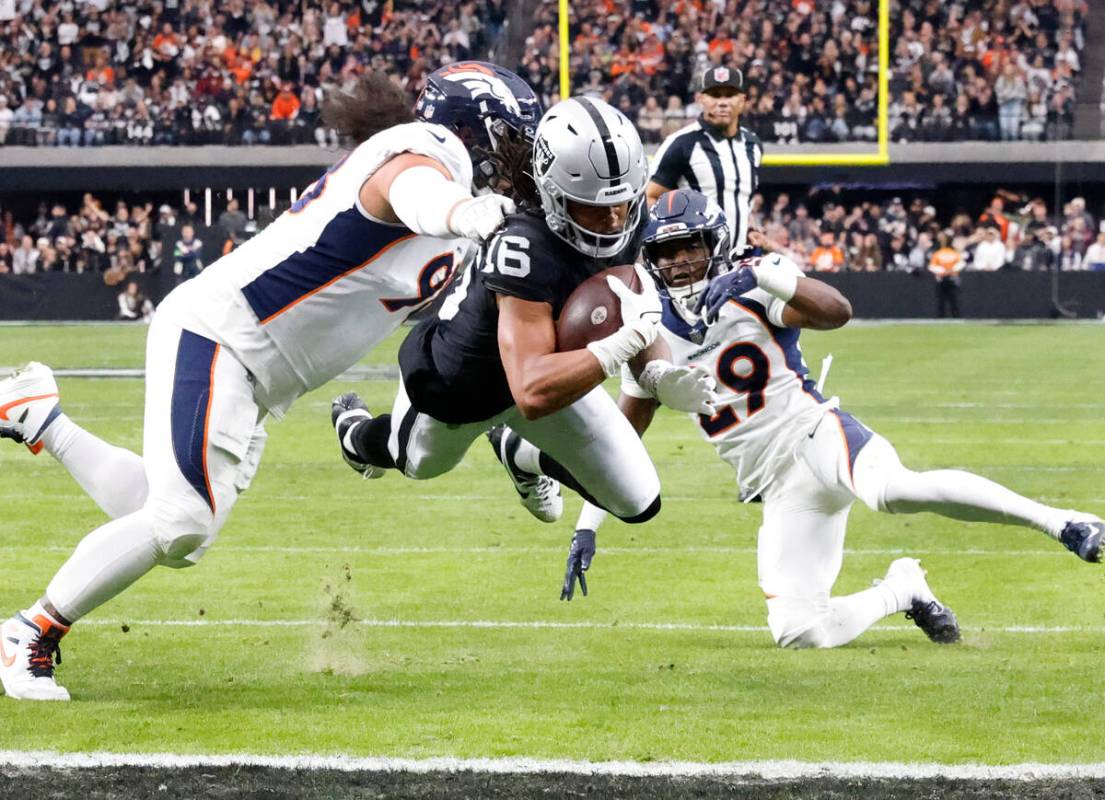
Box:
[332,97,719,529]
[498,188,1104,649]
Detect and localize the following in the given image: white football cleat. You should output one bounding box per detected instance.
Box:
[487,426,563,523]
[0,362,61,455]
[882,558,960,644]
[0,613,71,701]
[331,393,386,479]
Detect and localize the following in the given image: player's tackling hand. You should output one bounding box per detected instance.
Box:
[696,267,758,323]
[640,362,718,415]
[560,529,596,601]
[449,194,516,242]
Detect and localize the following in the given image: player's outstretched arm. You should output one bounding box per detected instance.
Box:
[699,254,852,331]
[778,277,852,330]
[497,296,609,420]
[360,153,514,242]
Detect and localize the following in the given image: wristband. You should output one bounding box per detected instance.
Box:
[751,265,798,302]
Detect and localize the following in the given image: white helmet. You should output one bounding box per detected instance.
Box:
[532,97,647,259]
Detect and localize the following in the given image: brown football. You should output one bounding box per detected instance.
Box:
[555,264,642,352]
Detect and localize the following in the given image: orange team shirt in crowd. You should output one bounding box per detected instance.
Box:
[810,245,845,272]
[152,31,178,54]
[271,92,301,120]
[709,37,735,58]
[86,65,115,84]
[929,247,963,277]
[978,210,1010,241]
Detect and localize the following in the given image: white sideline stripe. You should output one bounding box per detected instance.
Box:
[77,618,1105,635]
[1,751,1104,780]
[31,544,1072,557]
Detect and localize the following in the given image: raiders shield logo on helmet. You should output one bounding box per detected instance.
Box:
[534,136,555,176]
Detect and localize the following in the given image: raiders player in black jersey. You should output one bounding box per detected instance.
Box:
[331,97,719,525]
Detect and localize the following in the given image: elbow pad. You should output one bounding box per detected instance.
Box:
[388,166,471,238]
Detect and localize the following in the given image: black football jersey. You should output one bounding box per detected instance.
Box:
[398,210,643,424]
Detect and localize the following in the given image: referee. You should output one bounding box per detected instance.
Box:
[646,66,763,254]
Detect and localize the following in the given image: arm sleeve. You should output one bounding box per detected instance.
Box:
[759,253,806,327]
[649,133,689,189]
[619,361,653,400]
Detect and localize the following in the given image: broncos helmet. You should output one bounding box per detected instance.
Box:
[415,62,541,193]
[641,189,732,318]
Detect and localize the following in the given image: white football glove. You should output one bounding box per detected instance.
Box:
[637,361,718,415]
[586,264,662,377]
[449,194,516,242]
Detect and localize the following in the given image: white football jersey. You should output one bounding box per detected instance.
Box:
[162,122,474,417]
[622,253,831,496]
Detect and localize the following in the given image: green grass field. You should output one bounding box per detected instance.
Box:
[0,322,1102,764]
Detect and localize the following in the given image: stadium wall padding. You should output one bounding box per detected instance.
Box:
[2,272,1105,322]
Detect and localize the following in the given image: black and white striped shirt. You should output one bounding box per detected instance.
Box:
[650,119,763,254]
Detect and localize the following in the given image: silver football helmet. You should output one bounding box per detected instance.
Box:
[532,97,647,259]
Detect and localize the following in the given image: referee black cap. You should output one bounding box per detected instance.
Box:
[699,65,744,94]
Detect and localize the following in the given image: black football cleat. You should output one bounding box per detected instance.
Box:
[330,393,384,479]
[1059,520,1104,563]
[905,598,961,644]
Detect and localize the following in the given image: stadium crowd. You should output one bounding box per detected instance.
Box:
[520,0,1088,144]
[0,0,1088,147]
[0,0,504,147]
[4,188,1103,285]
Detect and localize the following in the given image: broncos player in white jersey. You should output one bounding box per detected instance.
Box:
[503,188,1104,648]
[332,98,718,533]
[0,63,542,701]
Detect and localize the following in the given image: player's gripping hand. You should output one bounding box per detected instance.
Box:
[449,194,516,242]
[586,265,662,377]
[560,529,597,601]
[639,361,719,415]
[696,267,758,323]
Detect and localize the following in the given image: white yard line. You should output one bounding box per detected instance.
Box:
[1,750,1103,780]
[19,544,1071,557]
[74,618,1105,635]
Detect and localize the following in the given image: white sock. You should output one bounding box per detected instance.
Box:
[510,436,544,475]
[39,413,149,519]
[45,510,160,622]
[883,468,1070,539]
[22,600,69,630]
[575,502,608,533]
[819,584,902,647]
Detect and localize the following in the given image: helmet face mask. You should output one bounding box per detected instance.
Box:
[532,97,647,259]
[641,190,732,320]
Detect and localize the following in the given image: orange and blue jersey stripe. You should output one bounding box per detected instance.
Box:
[240,210,415,325]
[170,330,220,512]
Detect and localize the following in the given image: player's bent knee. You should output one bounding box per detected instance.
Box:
[146,496,217,567]
[612,494,661,524]
[766,597,831,649]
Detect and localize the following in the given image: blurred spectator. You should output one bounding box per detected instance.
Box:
[1084,232,1105,272]
[809,231,845,272]
[928,232,964,318]
[173,224,204,280]
[970,226,1007,271]
[12,235,38,274]
[218,198,249,245]
[117,281,155,322]
[0,242,12,273]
